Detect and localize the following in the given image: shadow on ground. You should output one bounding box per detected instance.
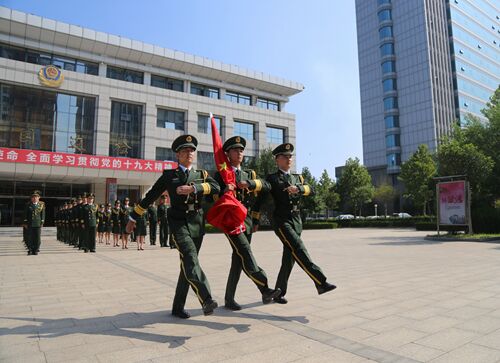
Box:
[0,309,309,347]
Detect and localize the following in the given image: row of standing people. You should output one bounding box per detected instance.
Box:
[126,134,337,319]
[54,197,173,251]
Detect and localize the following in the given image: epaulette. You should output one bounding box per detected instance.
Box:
[245,169,257,180]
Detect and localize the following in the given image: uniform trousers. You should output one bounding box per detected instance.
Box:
[224,231,268,302]
[171,226,212,311]
[274,221,327,297]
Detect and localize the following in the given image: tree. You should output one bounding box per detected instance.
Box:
[436,138,494,198]
[336,158,374,216]
[373,184,396,217]
[300,167,322,220]
[399,144,436,215]
[317,169,339,217]
[244,147,276,177]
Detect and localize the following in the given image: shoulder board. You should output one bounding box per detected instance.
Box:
[39,201,45,205]
[196,169,208,181]
[245,169,257,180]
[293,174,305,184]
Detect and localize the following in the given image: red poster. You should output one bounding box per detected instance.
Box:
[438,181,466,225]
[0,147,177,173]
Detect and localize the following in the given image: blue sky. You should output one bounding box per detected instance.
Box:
[2,0,363,179]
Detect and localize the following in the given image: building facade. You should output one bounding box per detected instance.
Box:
[355,0,499,186]
[0,7,303,226]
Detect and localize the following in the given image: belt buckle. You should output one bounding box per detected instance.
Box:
[292,205,299,212]
[187,204,195,211]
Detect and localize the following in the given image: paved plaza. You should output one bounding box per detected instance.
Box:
[1,227,500,363]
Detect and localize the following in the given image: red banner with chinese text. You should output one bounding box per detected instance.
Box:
[0,147,177,172]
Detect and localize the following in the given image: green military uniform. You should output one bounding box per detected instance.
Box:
[130,135,220,318]
[147,205,157,245]
[82,195,98,252]
[265,143,336,302]
[111,203,121,235]
[214,136,280,309]
[74,197,84,249]
[120,200,133,235]
[23,191,45,255]
[55,207,61,242]
[157,201,169,247]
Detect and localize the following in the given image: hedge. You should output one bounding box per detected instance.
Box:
[335,216,435,228]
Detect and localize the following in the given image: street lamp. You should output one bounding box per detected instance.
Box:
[374,204,378,217]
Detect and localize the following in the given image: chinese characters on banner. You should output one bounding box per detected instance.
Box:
[0,147,177,173]
[438,180,467,225]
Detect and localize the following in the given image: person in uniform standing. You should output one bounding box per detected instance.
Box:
[111,200,121,247]
[134,203,147,250]
[82,194,98,253]
[127,135,220,318]
[120,198,133,249]
[23,190,45,255]
[214,136,281,310]
[103,203,112,245]
[157,195,170,247]
[264,143,336,304]
[97,204,105,244]
[147,204,157,245]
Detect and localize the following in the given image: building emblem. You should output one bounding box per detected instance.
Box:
[38,65,64,87]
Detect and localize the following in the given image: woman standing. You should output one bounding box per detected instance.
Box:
[96,204,105,244]
[120,198,133,249]
[103,203,112,245]
[111,200,121,247]
[134,203,147,250]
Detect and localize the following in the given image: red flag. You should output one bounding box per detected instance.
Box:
[206,113,247,234]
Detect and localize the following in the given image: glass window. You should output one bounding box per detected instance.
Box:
[156,147,176,161]
[384,115,399,128]
[0,43,98,75]
[383,78,397,92]
[381,60,396,73]
[150,75,184,92]
[387,153,401,167]
[379,26,393,39]
[225,91,251,105]
[0,83,95,153]
[197,114,222,135]
[386,134,400,148]
[378,9,392,22]
[384,97,398,110]
[156,109,185,130]
[234,120,255,141]
[106,65,143,84]
[266,126,285,144]
[197,151,215,172]
[190,83,220,99]
[109,101,143,158]
[380,43,395,57]
[256,98,280,111]
[378,0,391,5]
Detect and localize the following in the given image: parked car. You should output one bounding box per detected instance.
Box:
[337,214,355,220]
[393,212,412,218]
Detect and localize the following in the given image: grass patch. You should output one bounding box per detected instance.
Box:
[427,233,500,241]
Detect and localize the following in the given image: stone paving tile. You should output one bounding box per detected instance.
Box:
[389,342,446,362]
[2,228,500,362]
[429,343,500,363]
[414,327,480,351]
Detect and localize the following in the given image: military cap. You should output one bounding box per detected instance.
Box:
[88,193,95,199]
[76,195,82,200]
[124,197,130,202]
[99,204,104,208]
[70,198,76,203]
[31,190,41,197]
[114,199,121,204]
[106,203,111,207]
[172,134,197,152]
[272,143,294,157]
[81,192,88,198]
[223,136,246,152]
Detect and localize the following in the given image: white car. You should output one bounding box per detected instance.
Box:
[393,212,412,218]
[337,214,355,220]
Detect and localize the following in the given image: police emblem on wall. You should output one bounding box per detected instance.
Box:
[38,65,64,87]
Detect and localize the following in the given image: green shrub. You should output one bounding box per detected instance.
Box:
[415,222,437,231]
[303,222,338,230]
[335,216,435,228]
[471,206,500,233]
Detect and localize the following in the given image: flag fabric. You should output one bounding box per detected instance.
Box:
[206,113,247,234]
